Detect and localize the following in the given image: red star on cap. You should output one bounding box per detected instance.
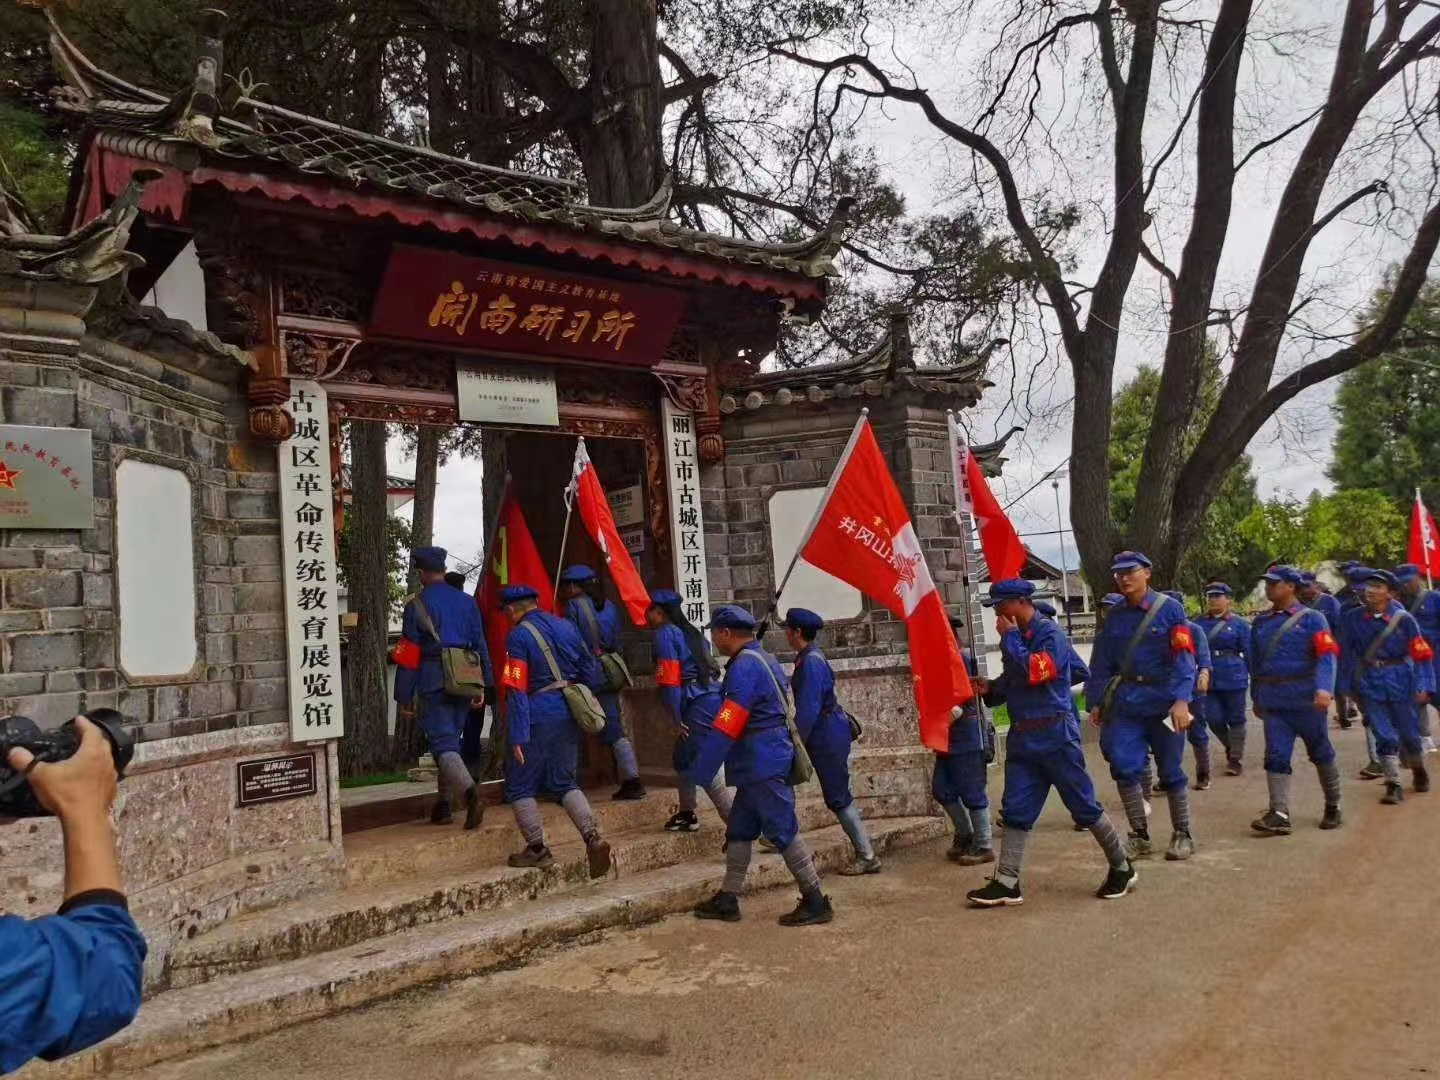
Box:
[0,460,21,490]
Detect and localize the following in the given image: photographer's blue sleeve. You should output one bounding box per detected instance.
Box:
[0,899,146,1071]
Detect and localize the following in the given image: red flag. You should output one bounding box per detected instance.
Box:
[792,416,972,753]
[477,483,553,696]
[953,419,1026,582]
[1410,490,1440,582]
[567,438,650,625]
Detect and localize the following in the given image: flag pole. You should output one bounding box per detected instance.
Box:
[775,409,870,603]
[554,440,580,599]
[947,411,978,646]
[1421,488,1434,591]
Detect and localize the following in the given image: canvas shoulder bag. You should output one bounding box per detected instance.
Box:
[739,650,813,787]
[410,594,487,699]
[576,599,633,692]
[521,621,607,735]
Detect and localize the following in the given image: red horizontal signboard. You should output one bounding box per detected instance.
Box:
[369,245,686,366]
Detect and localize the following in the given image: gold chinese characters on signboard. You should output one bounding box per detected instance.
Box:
[426,280,636,352]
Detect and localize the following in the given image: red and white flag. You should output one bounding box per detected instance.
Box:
[950,415,1026,582]
[1410,489,1440,583]
[567,438,651,626]
[785,414,972,753]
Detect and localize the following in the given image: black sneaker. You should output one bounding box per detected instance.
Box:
[462,786,483,831]
[957,847,995,867]
[1382,781,1405,805]
[967,877,1023,907]
[507,844,554,869]
[1251,809,1292,835]
[1320,804,1343,829]
[1225,760,1244,777]
[778,890,834,926]
[1096,861,1137,900]
[1414,767,1430,793]
[664,810,700,833]
[945,837,971,863]
[613,778,647,801]
[1194,773,1211,791]
[585,834,612,879]
[1359,761,1385,780]
[694,890,742,922]
[429,798,453,826]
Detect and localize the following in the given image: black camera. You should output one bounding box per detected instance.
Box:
[0,709,135,819]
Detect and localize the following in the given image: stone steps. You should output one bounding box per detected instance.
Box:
[163,795,896,991]
[29,815,947,1080]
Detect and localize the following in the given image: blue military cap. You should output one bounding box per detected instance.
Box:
[1364,567,1399,588]
[707,604,757,631]
[783,607,825,633]
[412,546,448,572]
[1346,565,1374,584]
[1162,589,1184,603]
[1204,582,1232,596]
[559,564,597,584]
[1394,563,1422,583]
[1339,560,1360,571]
[1300,571,1317,585]
[1100,592,1123,607]
[1034,599,1058,618]
[499,584,539,605]
[1110,550,1152,572]
[1263,565,1305,585]
[649,588,681,606]
[981,578,1036,607]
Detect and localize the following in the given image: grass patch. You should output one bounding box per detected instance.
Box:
[339,770,411,789]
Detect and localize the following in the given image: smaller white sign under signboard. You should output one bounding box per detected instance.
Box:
[607,483,644,528]
[456,362,559,427]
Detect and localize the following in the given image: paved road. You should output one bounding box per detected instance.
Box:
[121,727,1439,1080]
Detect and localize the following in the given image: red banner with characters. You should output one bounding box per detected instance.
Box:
[369,245,686,366]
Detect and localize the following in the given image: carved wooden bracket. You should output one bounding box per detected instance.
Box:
[247,375,293,441]
[282,330,360,380]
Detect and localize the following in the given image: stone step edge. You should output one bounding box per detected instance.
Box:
[31,817,946,1080]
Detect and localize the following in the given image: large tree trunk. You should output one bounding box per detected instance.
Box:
[569,0,664,206]
[341,421,394,778]
[407,425,441,590]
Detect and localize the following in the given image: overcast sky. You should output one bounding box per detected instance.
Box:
[402,0,1427,578]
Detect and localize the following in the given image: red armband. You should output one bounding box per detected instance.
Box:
[713,699,751,738]
[1312,631,1340,657]
[1411,637,1436,662]
[500,656,528,691]
[392,639,421,671]
[656,657,683,688]
[1171,625,1195,654]
[1028,651,1058,685]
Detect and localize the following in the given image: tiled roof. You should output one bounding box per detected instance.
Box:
[46,12,848,283]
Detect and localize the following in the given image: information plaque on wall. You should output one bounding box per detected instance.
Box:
[278,381,346,742]
[0,424,94,529]
[237,753,318,807]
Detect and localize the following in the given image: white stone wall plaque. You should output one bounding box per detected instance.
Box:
[456,362,559,427]
[0,424,94,529]
[279,381,345,741]
[661,400,710,626]
[115,459,198,677]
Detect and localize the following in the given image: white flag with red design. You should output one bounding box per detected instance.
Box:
[1410,489,1440,581]
[791,415,972,752]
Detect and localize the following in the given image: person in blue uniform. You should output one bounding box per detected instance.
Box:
[394,546,490,830]
[966,580,1137,907]
[1396,563,1440,756]
[497,584,612,877]
[1340,564,1382,766]
[1164,591,1214,790]
[1338,568,1436,804]
[1195,583,1251,776]
[0,716,145,1074]
[558,564,645,801]
[444,571,490,775]
[1249,566,1343,833]
[783,608,881,875]
[1086,551,1198,862]
[1300,572,1348,730]
[690,605,833,927]
[646,589,734,833]
[934,615,995,862]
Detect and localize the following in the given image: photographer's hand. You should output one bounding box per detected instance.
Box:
[7,717,123,901]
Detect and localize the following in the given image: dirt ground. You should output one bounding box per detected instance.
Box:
[118,731,1440,1080]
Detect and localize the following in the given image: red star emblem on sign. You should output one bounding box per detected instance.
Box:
[0,460,21,490]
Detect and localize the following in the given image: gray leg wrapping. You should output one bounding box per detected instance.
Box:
[1166,786,1192,836]
[722,840,752,894]
[436,751,474,802]
[1141,760,1155,791]
[781,838,823,895]
[995,826,1029,887]
[1229,727,1246,765]
[1366,725,1380,765]
[611,737,640,782]
[511,796,545,846]
[1194,741,1210,777]
[1119,781,1149,833]
[677,778,699,812]
[836,803,875,859]
[705,779,733,823]
[1383,753,1403,783]
[1421,707,1433,739]
[943,800,973,844]
[561,789,597,839]
[1267,771,1292,815]
[969,806,994,851]
[1317,761,1342,807]
[1089,815,1128,869]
